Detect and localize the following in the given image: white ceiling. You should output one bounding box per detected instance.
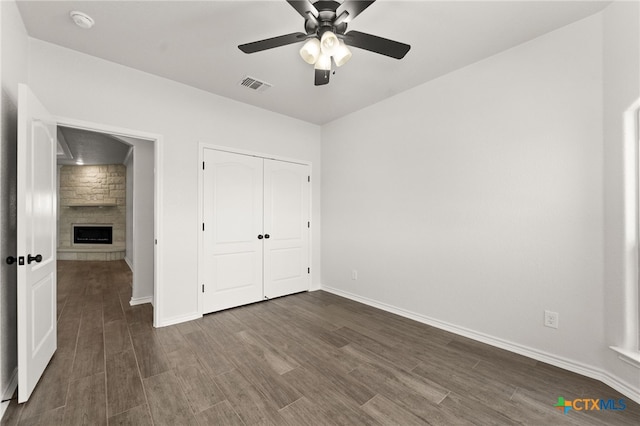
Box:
[57,126,133,165]
[17,1,610,125]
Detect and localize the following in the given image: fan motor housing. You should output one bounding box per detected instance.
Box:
[304,1,348,35]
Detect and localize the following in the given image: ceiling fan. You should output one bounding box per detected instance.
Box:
[238,0,411,86]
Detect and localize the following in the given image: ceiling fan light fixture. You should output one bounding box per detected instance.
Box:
[320,31,339,55]
[314,53,331,71]
[236,1,411,86]
[299,38,321,65]
[333,40,352,67]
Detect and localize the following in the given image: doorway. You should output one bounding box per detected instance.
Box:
[55,117,161,322]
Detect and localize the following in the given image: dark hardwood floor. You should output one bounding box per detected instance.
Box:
[2,260,639,425]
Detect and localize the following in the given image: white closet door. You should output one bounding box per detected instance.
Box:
[202,150,263,313]
[263,160,310,299]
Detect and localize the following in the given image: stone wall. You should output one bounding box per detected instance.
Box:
[58,165,126,260]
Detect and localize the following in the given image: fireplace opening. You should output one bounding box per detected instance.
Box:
[73,225,113,245]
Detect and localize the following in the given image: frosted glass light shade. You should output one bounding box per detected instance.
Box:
[314,53,331,71]
[320,31,339,55]
[333,40,352,67]
[299,38,321,65]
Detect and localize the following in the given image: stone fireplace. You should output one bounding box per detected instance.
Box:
[58,165,126,261]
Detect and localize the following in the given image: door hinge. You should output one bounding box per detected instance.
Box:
[154,239,157,245]
[202,284,205,293]
[308,175,310,183]
[307,221,310,228]
[308,267,310,274]
[202,223,205,231]
[202,161,205,170]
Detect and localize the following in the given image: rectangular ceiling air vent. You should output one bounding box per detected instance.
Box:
[239,76,272,93]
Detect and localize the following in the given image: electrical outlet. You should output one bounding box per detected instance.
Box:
[351,270,358,280]
[544,310,559,329]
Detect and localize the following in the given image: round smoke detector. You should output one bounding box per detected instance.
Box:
[70,11,95,29]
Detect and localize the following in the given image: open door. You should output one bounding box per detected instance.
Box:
[17,84,57,403]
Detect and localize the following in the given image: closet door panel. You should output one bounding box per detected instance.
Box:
[202,150,263,313]
[263,160,310,299]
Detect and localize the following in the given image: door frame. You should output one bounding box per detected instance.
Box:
[197,143,312,316]
[55,116,164,327]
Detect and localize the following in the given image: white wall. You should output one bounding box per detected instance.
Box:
[27,39,322,325]
[130,138,154,302]
[0,0,28,414]
[602,0,640,392]
[323,12,608,375]
[119,134,155,303]
[125,149,133,266]
[118,136,155,304]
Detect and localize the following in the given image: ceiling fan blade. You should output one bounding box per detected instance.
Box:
[286,0,319,19]
[335,0,376,24]
[238,32,307,54]
[343,30,411,59]
[314,69,330,86]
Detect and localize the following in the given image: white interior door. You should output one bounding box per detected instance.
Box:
[17,84,57,403]
[202,149,263,313]
[263,160,310,299]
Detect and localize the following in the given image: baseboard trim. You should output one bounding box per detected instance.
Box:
[0,368,18,421]
[124,256,133,271]
[155,311,201,328]
[129,296,153,306]
[321,285,640,405]
[309,283,321,292]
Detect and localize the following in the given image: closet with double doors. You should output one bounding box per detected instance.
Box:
[200,148,311,314]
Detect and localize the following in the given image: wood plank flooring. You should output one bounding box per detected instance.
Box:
[2,260,639,425]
